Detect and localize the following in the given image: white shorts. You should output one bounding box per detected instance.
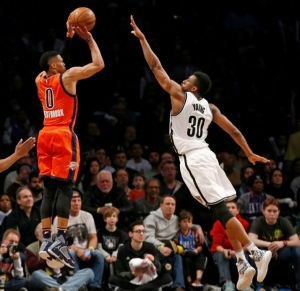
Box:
[179,147,236,207]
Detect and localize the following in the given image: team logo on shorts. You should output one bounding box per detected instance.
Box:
[67,161,79,171]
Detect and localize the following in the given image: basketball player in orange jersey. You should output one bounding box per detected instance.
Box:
[130,15,272,290]
[35,20,104,268]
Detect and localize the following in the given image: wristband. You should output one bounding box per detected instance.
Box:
[283,240,288,247]
[86,36,93,42]
[88,246,95,251]
[66,32,74,38]
[158,244,165,251]
[97,207,101,213]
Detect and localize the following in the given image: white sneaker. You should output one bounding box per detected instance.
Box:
[236,257,256,290]
[249,250,272,282]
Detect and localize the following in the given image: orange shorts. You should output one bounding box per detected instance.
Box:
[37,126,80,182]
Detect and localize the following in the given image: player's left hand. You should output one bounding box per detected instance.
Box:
[130,15,144,39]
[247,153,270,165]
[15,137,36,158]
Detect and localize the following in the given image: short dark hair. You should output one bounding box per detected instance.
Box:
[160,194,176,204]
[248,174,263,187]
[39,51,59,71]
[16,163,31,174]
[193,71,212,96]
[133,173,145,182]
[29,170,39,183]
[72,187,83,199]
[16,186,32,200]
[263,198,280,210]
[178,210,193,222]
[128,220,144,232]
[144,178,160,190]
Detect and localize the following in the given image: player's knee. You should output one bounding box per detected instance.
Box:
[210,201,233,227]
[57,181,73,198]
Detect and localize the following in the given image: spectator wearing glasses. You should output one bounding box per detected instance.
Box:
[108,220,173,291]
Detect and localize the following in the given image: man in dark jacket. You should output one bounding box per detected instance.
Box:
[82,170,133,229]
[108,220,173,291]
[6,186,41,251]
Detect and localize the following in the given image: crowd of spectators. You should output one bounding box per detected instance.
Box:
[1,0,300,291]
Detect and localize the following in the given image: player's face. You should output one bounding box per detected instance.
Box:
[53,55,66,73]
[262,204,279,225]
[226,202,239,217]
[181,75,197,92]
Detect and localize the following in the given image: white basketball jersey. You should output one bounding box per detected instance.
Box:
[170,92,213,155]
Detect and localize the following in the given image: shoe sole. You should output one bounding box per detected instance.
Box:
[237,267,256,290]
[39,250,51,260]
[257,250,272,282]
[48,248,75,269]
[46,256,64,269]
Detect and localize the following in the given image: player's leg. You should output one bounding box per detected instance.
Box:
[211,202,272,284]
[225,229,255,290]
[47,129,79,268]
[47,180,75,268]
[39,176,58,259]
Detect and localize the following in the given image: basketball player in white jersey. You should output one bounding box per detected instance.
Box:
[130,15,272,290]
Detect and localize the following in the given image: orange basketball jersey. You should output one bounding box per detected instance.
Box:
[37,73,80,182]
[37,74,78,128]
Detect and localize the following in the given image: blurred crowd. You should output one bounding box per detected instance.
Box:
[1,0,300,291]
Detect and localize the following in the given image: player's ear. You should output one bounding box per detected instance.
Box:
[191,85,198,92]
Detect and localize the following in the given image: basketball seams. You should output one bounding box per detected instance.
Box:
[70,7,96,31]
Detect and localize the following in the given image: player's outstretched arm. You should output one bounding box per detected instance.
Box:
[211,104,269,165]
[130,15,181,98]
[66,26,104,81]
[0,137,36,173]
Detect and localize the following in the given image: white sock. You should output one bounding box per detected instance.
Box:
[245,242,259,253]
[235,249,246,260]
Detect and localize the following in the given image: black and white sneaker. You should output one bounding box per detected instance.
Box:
[249,249,271,282]
[236,257,256,290]
[48,238,75,269]
[39,240,52,260]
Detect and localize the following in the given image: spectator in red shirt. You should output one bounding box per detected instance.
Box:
[210,200,251,291]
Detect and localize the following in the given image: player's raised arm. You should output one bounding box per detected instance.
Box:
[130,15,181,100]
[65,25,104,81]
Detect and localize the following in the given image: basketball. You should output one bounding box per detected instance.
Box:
[70,7,96,31]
